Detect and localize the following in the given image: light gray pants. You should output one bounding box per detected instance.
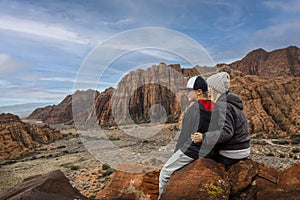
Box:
[158,150,195,199]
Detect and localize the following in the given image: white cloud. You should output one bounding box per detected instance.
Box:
[0,54,30,75]
[0,15,90,44]
[0,87,68,101]
[100,18,133,27]
[0,80,16,88]
[252,21,300,49]
[40,77,75,82]
[263,0,300,12]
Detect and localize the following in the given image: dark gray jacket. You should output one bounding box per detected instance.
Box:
[202,91,250,151]
[175,100,219,158]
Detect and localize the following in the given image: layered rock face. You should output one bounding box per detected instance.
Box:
[92,87,116,127]
[27,63,206,126]
[227,46,300,77]
[0,113,62,161]
[0,170,88,200]
[230,75,300,138]
[26,46,300,138]
[109,63,187,125]
[94,159,300,200]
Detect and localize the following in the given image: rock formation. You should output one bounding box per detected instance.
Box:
[95,163,160,200]
[26,46,300,138]
[0,170,88,200]
[0,113,62,161]
[92,87,116,127]
[230,75,300,138]
[95,159,300,200]
[27,89,99,125]
[225,46,300,77]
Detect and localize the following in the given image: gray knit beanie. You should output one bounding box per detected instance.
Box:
[207,72,230,94]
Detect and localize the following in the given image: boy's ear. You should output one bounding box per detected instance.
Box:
[197,89,203,95]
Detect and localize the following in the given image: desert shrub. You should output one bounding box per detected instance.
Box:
[291,138,300,145]
[251,140,267,145]
[266,152,275,157]
[46,154,53,158]
[289,153,294,158]
[102,163,111,170]
[292,148,300,154]
[294,155,298,160]
[102,169,114,177]
[269,134,279,139]
[290,133,300,145]
[279,153,285,158]
[272,140,289,145]
[63,150,69,154]
[70,165,80,170]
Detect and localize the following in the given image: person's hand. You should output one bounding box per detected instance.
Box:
[191,132,203,143]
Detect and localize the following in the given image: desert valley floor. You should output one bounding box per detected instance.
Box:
[1,122,300,199]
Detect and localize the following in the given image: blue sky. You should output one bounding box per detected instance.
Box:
[0,0,299,111]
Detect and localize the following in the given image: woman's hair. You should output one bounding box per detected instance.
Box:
[202,90,209,99]
[209,87,222,102]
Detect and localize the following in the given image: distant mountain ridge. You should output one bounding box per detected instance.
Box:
[26,46,300,138]
[220,46,300,77]
[0,102,53,118]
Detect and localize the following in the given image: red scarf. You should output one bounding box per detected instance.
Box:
[198,99,214,111]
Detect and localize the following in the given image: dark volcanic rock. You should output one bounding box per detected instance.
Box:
[0,170,88,200]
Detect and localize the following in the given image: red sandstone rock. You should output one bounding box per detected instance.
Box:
[26,48,300,138]
[162,159,230,200]
[0,113,62,161]
[94,159,300,200]
[95,163,160,200]
[227,46,300,77]
[0,170,88,200]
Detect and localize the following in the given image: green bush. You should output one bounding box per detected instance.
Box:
[290,134,300,144]
[292,148,300,154]
[273,140,289,145]
[266,152,275,157]
[70,165,80,170]
[102,163,111,170]
[102,169,114,177]
[279,154,285,158]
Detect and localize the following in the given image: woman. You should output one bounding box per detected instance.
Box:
[192,72,251,167]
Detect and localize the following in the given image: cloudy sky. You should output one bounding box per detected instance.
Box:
[0,0,299,113]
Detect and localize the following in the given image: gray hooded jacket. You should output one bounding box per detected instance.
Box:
[202,91,250,152]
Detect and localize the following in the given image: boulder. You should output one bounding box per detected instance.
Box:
[95,163,160,200]
[95,158,300,200]
[0,170,88,200]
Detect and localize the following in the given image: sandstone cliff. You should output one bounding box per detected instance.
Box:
[26,46,300,138]
[230,75,300,138]
[0,113,62,161]
[224,46,300,77]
